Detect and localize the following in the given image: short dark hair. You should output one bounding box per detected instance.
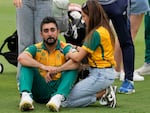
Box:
[40,16,58,31]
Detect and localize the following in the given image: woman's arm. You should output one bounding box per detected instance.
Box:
[66,46,88,63]
[57,59,80,73]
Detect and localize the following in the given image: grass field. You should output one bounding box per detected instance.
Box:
[0,0,150,113]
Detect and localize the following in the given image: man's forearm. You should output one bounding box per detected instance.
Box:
[18,52,43,69]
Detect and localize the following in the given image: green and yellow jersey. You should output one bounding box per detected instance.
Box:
[82,26,116,68]
[24,39,71,80]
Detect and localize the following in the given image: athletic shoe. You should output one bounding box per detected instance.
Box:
[46,94,64,112]
[99,89,109,106]
[107,86,117,108]
[19,92,34,111]
[99,86,117,108]
[119,71,144,81]
[135,63,150,75]
[118,79,135,94]
[133,71,144,81]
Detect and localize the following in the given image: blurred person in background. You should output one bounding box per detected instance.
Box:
[114,0,150,81]
[135,0,150,76]
[98,0,135,94]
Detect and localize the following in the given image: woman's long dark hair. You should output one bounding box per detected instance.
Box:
[81,0,115,46]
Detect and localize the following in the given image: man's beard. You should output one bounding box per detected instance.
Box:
[44,36,57,46]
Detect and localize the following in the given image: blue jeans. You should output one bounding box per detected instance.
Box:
[130,0,150,14]
[62,68,115,107]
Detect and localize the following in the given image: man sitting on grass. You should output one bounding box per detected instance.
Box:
[17,16,79,112]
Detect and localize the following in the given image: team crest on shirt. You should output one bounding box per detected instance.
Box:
[60,41,68,49]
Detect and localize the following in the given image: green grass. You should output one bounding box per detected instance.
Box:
[0,0,150,113]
